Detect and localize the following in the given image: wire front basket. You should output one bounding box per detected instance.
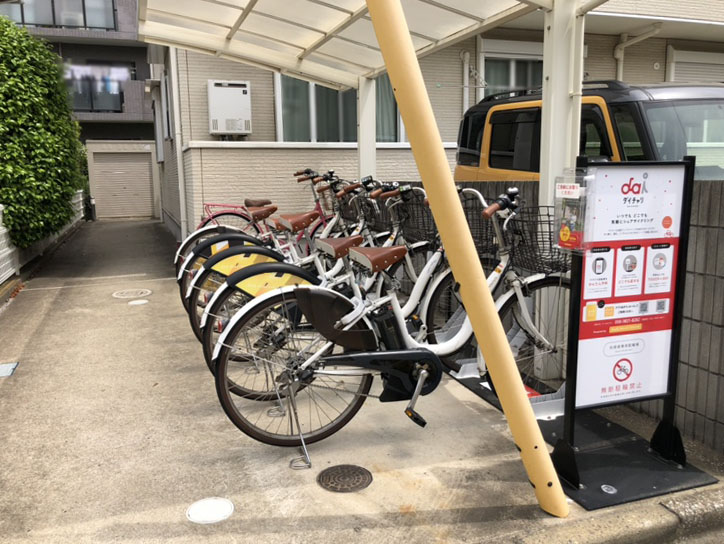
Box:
[339,194,359,223]
[461,192,499,262]
[505,206,571,274]
[399,191,437,244]
[360,197,393,233]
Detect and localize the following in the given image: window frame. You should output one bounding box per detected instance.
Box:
[273,73,404,143]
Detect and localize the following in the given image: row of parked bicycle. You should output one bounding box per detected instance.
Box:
[173,168,571,466]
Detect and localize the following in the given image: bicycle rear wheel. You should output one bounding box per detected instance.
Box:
[496,275,571,396]
[214,290,373,447]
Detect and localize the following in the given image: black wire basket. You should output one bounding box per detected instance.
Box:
[399,191,437,244]
[461,192,499,262]
[360,197,393,233]
[339,194,359,223]
[504,206,571,274]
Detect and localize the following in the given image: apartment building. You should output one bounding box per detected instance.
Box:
[0,0,159,219]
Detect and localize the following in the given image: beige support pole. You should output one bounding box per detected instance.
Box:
[366,0,569,518]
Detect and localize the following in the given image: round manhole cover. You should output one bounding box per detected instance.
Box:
[112,289,152,299]
[186,497,234,524]
[317,464,373,493]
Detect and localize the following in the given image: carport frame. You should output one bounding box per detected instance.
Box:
[138,0,611,517]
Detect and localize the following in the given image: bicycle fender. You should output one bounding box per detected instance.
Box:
[176,233,262,280]
[175,224,248,264]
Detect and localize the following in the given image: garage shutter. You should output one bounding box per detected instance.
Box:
[91,153,154,218]
[674,62,724,83]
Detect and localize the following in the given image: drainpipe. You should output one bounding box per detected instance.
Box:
[169,47,188,240]
[461,50,470,116]
[614,23,662,81]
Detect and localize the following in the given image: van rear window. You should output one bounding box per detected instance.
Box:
[488,108,541,172]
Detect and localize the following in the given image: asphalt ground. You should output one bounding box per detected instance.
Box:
[0,220,722,543]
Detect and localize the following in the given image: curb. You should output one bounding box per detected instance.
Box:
[513,484,724,543]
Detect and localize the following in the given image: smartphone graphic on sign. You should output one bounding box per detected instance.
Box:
[594,258,605,275]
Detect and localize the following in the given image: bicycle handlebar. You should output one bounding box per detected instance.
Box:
[482,201,502,219]
[369,188,383,199]
[336,182,362,198]
[294,168,312,176]
[379,188,401,200]
[297,174,316,182]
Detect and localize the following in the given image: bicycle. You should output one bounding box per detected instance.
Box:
[210,187,570,459]
[195,183,437,363]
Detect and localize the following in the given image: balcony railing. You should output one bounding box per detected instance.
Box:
[0,0,116,31]
[68,79,123,112]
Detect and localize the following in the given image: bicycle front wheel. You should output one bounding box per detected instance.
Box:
[214,291,373,447]
[496,275,571,396]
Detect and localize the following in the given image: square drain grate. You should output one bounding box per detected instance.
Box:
[0,362,18,377]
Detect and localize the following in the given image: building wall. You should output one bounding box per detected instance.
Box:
[597,0,724,23]
[182,146,457,217]
[177,50,277,144]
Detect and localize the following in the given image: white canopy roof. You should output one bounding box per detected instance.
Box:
[138,0,544,89]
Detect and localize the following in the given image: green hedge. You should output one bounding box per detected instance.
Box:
[0,16,85,249]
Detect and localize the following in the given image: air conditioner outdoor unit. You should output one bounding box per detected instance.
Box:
[208,80,252,135]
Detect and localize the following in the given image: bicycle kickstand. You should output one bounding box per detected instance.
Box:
[404,368,429,428]
[287,381,312,470]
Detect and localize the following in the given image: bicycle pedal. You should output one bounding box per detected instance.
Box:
[404,408,427,428]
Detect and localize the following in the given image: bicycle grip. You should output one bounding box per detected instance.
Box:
[423,197,430,207]
[293,169,308,176]
[312,176,325,184]
[482,201,501,219]
[369,188,383,199]
[297,174,314,182]
[336,182,362,198]
[379,188,401,200]
[317,184,331,193]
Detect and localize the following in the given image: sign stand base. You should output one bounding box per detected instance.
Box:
[650,418,686,466]
[539,410,716,510]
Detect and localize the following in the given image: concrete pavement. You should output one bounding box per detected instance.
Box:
[0,220,722,543]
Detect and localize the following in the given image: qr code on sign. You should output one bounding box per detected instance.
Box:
[639,302,649,313]
[656,300,666,312]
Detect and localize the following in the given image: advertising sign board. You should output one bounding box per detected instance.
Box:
[572,163,687,409]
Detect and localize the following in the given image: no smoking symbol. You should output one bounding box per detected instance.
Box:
[613,358,633,382]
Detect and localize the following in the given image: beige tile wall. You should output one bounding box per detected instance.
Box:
[186,147,456,216]
[597,0,724,23]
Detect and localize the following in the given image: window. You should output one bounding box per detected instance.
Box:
[279,74,357,142]
[0,0,116,30]
[488,108,540,172]
[277,73,401,143]
[484,58,543,97]
[643,100,724,179]
[610,105,647,161]
[579,105,613,160]
[64,61,133,112]
[456,111,486,166]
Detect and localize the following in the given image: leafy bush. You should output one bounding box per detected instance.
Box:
[0,16,85,248]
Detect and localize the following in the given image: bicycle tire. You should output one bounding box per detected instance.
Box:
[494,275,571,397]
[201,262,322,373]
[199,212,261,237]
[186,247,286,341]
[178,233,262,310]
[174,225,261,278]
[214,289,373,447]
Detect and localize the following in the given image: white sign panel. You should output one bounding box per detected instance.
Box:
[584,165,684,243]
